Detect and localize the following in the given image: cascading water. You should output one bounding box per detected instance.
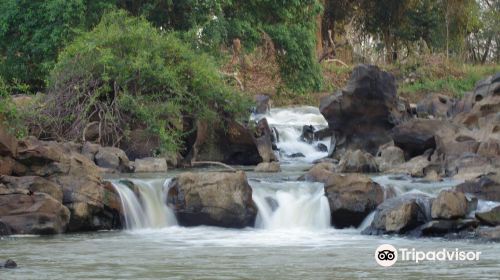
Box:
[252,106,330,163]
[112,179,177,230]
[251,181,331,230]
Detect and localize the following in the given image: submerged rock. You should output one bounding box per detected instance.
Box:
[477,226,500,241]
[167,171,257,228]
[324,173,384,228]
[1,259,17,269]
[420,219,479,237]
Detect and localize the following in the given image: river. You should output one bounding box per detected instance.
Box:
[1,106,500,279]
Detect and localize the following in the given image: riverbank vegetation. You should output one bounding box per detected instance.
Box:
[1,0,498,155]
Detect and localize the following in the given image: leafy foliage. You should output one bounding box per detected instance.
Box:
[38,10,250,154]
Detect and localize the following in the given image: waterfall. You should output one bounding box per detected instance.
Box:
[251,181,331,230]
[112,179,177,230]
[252,106,330,163]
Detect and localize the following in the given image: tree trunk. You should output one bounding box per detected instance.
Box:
[481,35,493,64]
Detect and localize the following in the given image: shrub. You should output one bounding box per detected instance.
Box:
[38,10,250,154]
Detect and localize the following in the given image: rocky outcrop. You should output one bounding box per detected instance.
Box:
[254,162,281,172]
[363,193,432,235]
[0,192,70,234]
[338,149,379,173]
[0,124,17,157]
[320,64,409,157]
[132,157,168,173]
[167,171,257,228]
[298,162,335,183]
[0,134,123,234]
[324,173,384,228]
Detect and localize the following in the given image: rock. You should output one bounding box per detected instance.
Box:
[416,93,455,119]
[363,193,432,235]
[0,124,17,157]
[324,173,384,228]
[298,162,335,183]
[0,220,12,236]
[254,94,271,114]
[253,118,277,163]
[1,259,17,269]
[95,146,132,172]
[455,174,500,202]
[0,156,15,175]
[300,125,315,144]
[388,155,432,177]
[376,146,405,172]
[392,119,458,159]
[319,64,409,157]
[431,190,469,219]
[420,219,479,236]
[133,157,168,173]
[447,153,496,180]
[313,127,333,141]
[288,153,305,158]
[0,175,63,202]
[316,143,328,152]
[167,171,257,228]
[81,142,100,162]
[475,206,500,226]
[477,226,500,241]
[254,162,281,173]
[0,193,70,234]
[338,150,378,173]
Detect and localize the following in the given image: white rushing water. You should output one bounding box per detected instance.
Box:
[253,106,330,163]
[111,179,177,229]
[251,181,331,230]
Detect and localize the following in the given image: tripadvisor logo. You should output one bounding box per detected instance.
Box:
[375,244,482,267]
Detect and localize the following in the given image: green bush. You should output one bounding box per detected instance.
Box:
[0,76,26,138]
[40,10,250,154]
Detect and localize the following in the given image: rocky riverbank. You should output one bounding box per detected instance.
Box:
[1,64,499,242]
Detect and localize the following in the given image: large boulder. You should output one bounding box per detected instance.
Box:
[338,150,378,173]
[324,173,384,228]
[416,93,455,119]
[0,192,70,234]
[132,157,168,173]
[363,193,432,235]
[455,174,500,202]
[431,190,469,219]
[320,64,409,157]
[192,118,276,165]
[167,171,257,228]
[391,119,458,159]
[376,145,405,172]
[298,162,335,183]
[388,155,434,177]
[95,146,132,172]
[254,94,271,114]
